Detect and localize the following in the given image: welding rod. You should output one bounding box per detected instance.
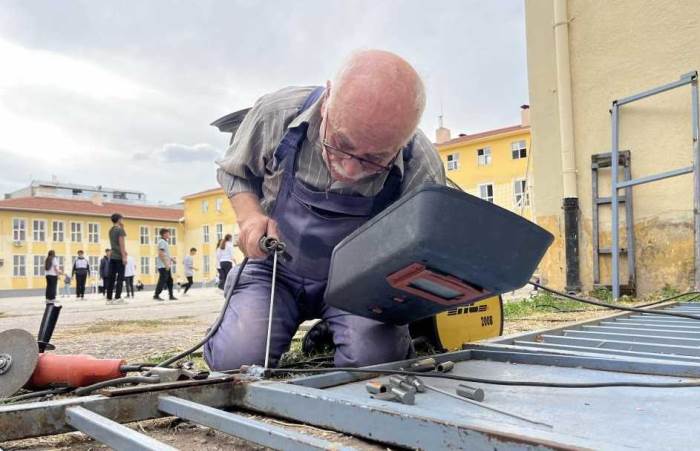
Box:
[422,382,552,428]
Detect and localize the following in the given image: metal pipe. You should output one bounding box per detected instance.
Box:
[611,103,620,301]
[616,165,693,189]
[553,0,578,199]
[615,74,695,106]
[692,76,700,291]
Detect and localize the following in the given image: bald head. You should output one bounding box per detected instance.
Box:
[323,50,425,156]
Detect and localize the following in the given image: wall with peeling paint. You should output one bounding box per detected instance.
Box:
[525,0,700,295]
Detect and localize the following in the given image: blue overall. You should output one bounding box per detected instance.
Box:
[204,87,414,370]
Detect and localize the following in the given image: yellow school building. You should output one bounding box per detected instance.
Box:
[434,107,532,221]
[0,197,184,293]
[181,188,243,283]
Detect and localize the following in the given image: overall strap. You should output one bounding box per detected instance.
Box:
[274,87,325,164]
[370,135,416,214]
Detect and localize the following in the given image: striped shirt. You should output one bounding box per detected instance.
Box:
[216,86,446,214]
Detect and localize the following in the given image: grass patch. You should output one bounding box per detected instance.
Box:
[142,350,208,370]
[82,316,195,334]
[503,292,601,320]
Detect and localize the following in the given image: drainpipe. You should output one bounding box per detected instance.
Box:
[553,0,581,292]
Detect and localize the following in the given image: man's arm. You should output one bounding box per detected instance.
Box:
[229,192,279,258]
[118,230,127,262]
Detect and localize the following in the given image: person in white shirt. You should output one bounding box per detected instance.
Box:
[182,248,198,295]
[124,255,137,298]
[218,234,235,290]
[44,250,63,304]
[215,239,223,286]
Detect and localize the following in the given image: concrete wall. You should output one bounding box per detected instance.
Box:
[526,0,700,294]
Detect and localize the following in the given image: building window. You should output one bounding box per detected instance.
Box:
[203,225,210,243]
[511,140,527,159]
[203,256,210,274]
[52,221,64,242]
[172,262,177,274]
[446,153,459,171]
[479,183,494,203]
[71,222,82,242]
[89,256,99,276]
[33,255,45,276]
[215,198,223,212]
[168,227,177,245]
[88,223,100,243]
[216,224,223,242]
[32,220,46,242]
[477,148,492,166]
[202,201,209,213]
[12,219,26,241]
[13,255,26,276]
[140,256,150,275]
[140,226,149,245]
[514,179,530,208]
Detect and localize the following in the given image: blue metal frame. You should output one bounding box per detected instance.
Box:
[611,71,699,300]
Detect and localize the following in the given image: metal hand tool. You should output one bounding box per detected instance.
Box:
[421,380,552,428]
[259,236,287,370]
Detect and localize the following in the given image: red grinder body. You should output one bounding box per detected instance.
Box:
[28,354,126,388]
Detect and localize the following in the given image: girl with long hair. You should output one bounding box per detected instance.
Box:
[218,234,234,290]
[44,250,62,303]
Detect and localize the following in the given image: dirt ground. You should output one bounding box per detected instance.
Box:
[0,287,677,450]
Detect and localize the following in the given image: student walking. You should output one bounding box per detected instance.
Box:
[106,213,128,303]
[44,250,62,304]
[182,248,198,295]
[218,234,235,290]
[215,239,223,288]
[124,255,136,298]
[99,249,111,295]
[72,250,90,299]
[153,228,177,301]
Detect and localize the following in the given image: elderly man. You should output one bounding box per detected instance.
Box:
[205,50,445,371]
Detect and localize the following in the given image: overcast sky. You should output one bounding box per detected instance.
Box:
[0,0,528,204]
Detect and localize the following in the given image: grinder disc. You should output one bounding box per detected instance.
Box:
[0,329,39,398]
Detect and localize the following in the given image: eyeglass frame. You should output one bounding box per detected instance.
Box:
[321,111,400,174]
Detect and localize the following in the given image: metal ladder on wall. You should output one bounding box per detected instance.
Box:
[591,151,636,295]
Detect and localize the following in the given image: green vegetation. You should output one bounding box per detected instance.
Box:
[503,292,599,320]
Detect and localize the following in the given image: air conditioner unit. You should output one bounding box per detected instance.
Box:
[13,240,23,247]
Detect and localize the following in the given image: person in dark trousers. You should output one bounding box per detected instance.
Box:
[124,255,136,298]
[181,248,198,295]
[44,250,62,304]
[106,213,128,303]
[99,249,111,295]
[154,228,177,301]
[72,250,90,299]
[218,234,234,290]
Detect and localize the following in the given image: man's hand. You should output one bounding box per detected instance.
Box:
[238,213,279,258]
[230,192,280,259]
[121,252,128,262]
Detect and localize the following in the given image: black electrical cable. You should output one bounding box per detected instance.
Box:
[74,375,160,396]
[1,387,72,404]
[155,257,249,368]
[530,282,700,321]
[268,367,700,388]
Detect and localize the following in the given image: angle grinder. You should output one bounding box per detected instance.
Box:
[0,304,127,400]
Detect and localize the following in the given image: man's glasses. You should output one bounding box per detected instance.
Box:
[321,113,398,173]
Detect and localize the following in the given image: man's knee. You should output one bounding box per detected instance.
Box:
[334,324,412,367]
[204,335,267,371]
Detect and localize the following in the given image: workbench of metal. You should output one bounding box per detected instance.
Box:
[3,302,700,450]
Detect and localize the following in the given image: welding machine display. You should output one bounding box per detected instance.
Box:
[324,184,553,325]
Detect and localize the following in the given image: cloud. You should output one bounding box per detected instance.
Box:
[159,143,222,163]
[0,1,528,203]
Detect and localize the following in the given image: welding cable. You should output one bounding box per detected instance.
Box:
[1,387,72,405]
[530,282,700,321]
[268,367,700,388]
[73,375,161,396]
[154,257,249,368]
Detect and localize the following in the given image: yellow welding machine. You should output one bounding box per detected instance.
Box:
[408,295,503,351]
